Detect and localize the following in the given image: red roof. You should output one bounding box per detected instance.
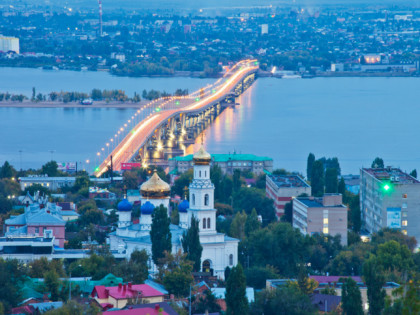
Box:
[92,284,164,300]
[310,275,363,284]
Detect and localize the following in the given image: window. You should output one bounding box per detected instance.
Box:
[402,212,408,217]
[323,227,329,234]
[402,220,408,226]
[403,194,407,198]
[205,171,207,177]
[203,219,206,229]
[35,227,39,234]
[323,218,328,224]
[402,230,407,235]
[229,254,233,266]
[204,194,209,206]
[402,203,407,209]
[207,218,211,229]
[199,171,201,177]
[192,194,195,206]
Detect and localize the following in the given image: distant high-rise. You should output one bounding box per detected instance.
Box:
[98,0,103,36]
[261,24,268,35]
[0,36,19,54]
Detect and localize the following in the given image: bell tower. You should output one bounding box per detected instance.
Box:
[188,146,216,234]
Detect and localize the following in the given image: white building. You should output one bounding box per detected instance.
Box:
[261,24,268,35]
[109,146,239,279]
[0,36,19,53]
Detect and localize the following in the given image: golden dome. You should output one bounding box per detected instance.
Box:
[140,170,170,199]
[193,145,211,165]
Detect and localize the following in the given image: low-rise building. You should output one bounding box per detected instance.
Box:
[169,152,273,176]
[293,194,348,245]
[266,175,311,218]
[91,283,165,309]
[4,202,66,247]
[360,167,420,244]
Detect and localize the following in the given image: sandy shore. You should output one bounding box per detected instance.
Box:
[0,100,151,108]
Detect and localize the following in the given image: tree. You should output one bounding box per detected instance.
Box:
[245,266,279,289]
[348,194,361,233]
[296,266,317,295]
[376,240,414,273]
[410,169,417,178]
[245,208,260,237]
[310,160,324,197]
[230,211,247,240]
[117,250,149,284]
[307,153,315,181]
[150,205,172,267]
[226,264,248,315]
[281,202,293,224]
[193,290,221,314]
[181,216,203,272]
[363,256,386,315]
[23,183,50,196]
[41,161,59,176]
[0,161,14,178]
[44,270,60,301]
[371,157,384,168]
[325,168,338,193]
[338,177,346,196]
[341,277,363,315]
[43,301,100,315]
[251,286,317,315]
[233,169,242,193]
[233,187,276,225]
[172,169,193,197]
[160,250,193,297]
[247,222,309,276]
[0,259,25,312]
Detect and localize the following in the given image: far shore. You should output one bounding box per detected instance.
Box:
[0,100,151,108]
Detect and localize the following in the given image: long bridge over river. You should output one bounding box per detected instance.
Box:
[95,59,259,177]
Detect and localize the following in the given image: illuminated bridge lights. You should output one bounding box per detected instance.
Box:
[155,108,161,112]
[195,97,200,102]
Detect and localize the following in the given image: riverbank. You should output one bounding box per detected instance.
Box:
[0,100,149,108]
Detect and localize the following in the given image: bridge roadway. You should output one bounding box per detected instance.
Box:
[96,60,258,176]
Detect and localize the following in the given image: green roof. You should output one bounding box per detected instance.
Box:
[170,153,272,162]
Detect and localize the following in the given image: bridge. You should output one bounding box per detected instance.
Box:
[95,59,259,177]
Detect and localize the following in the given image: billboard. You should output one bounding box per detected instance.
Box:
[387,207,401,229]
[57,162,76,172]
[121,162,142,170]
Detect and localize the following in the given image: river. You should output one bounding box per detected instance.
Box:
[1,67,420,175]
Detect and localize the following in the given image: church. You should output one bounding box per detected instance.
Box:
[109,146,239,279]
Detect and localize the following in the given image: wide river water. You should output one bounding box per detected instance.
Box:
[1,67,419,175]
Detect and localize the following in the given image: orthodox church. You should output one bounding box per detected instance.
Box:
[109,146,239,279]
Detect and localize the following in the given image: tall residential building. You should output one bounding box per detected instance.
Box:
[293,194,348,245]
[0,36,19,53]
[360,168,420,243]
[266,174,311,218]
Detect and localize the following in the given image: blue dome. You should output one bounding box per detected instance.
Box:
[118,199,132,212]
[178,199,189,213]
[141,201,155,215]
